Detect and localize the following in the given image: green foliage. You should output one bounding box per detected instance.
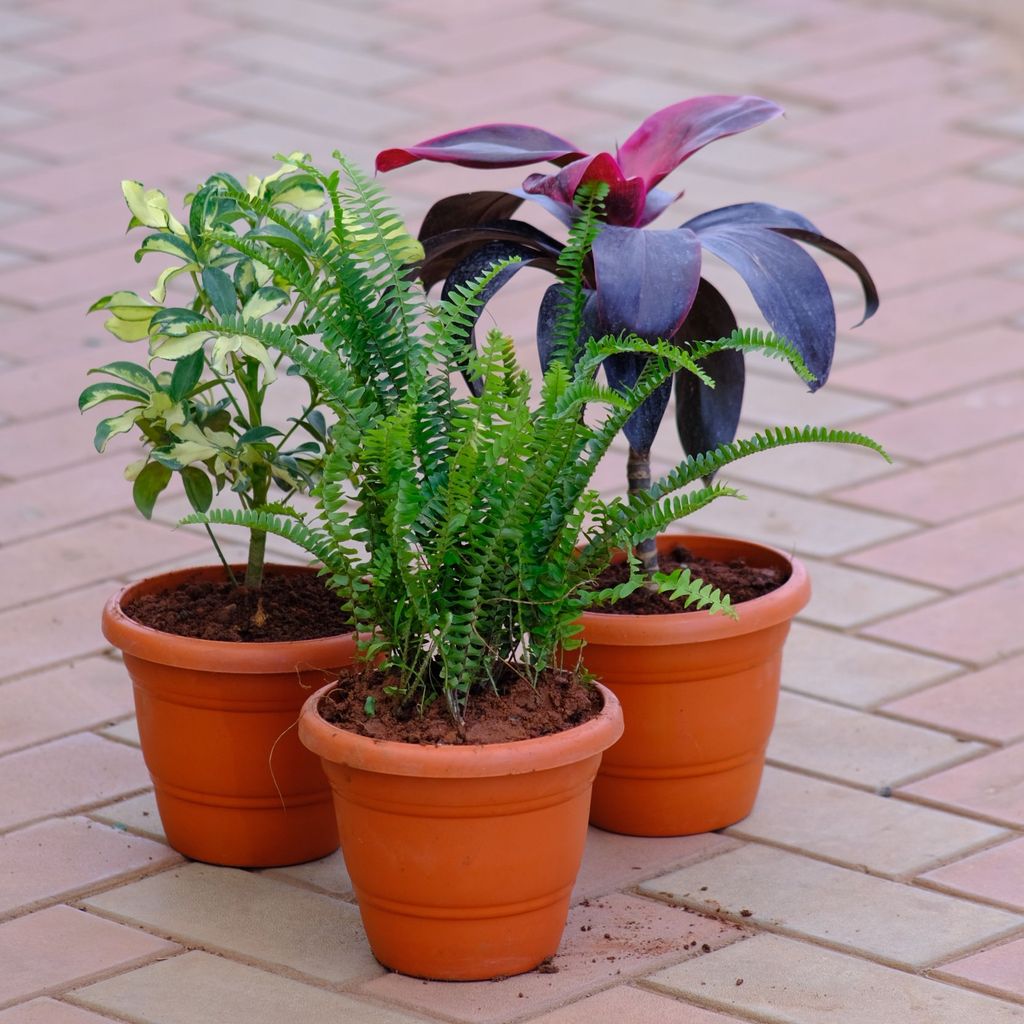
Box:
[182,157,888,729]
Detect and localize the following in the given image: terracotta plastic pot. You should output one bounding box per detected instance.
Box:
[299,681,623,981]
[102,564,357,867]
[577,535,810,837]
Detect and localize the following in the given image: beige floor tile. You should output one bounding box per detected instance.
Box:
[639,844,1024,967]
[646,933,1024,1023]
[740,372,892,428]
[82,863,382,986]
[782,622,958,708]
[0,734,148,832]
[71,951,418,1024]
[0,999,120,1023]
[359,893,743,1024]
[528,985,741,1024]
[727,766,1006,876]
[678,484,915,558]
[0,658,133,756]
[795,556,941,629]
[262,849,353,898]
[97,717,139,748]
[90,792,164,842]
[768,692,987,789]
[0,905,177,1008]
[0,816,178,916]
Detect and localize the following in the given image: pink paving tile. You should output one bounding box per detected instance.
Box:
[529,985,740,1024]
[835,438,1024,525]
[573,829,739,903]
[848,378,1024,461]
[0,999,120,1023]
[0,905,176,1008]
[0,244,153,310]
[831,326,1024,402]
[853,275,1024,349]
[0,656,133,757]
[779,53,957,109]
[0,816,179,916]
[845,501,1024,588]
[0,302,109,365]
[0,516,209,611]
[864,572,1024,664]
[0,583,122,682]
[0,411,128,480]
[922,836,1024,909]
[852,175,1024,231]
[0,733,148,832]
[855,225,1024,294]
[884,655,1024,744]
[936,935,1024,998]
[901,742,1024,825]
[0,460,133,546]
[358,894,745,1024]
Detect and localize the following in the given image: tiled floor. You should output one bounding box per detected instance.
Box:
[1,0,1023,1020]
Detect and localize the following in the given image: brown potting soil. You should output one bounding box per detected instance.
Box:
[124,571,351,642]
[592,544,788,615]
[318,664,603,745]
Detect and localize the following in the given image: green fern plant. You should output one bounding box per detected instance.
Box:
[180,158,887,732]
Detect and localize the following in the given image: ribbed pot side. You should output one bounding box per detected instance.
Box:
[577,535,810,837]
[299,681,624,981]
[102,564,358,867]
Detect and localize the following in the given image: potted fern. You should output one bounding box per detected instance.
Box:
[185,167,885,979]
[82,158,401,867]
[376,96,881,836]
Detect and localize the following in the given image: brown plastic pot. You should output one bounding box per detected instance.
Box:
[577,534,810,837]
[102,564,357,867]
[299,681,623,981]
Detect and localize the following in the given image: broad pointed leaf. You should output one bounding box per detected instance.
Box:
[536,285,599,373]
[691,223,835,388]
[591,225,702,340]
[523,153,647,226]
[617,95,784,191]
[672,279,743,474]
[132,461,172,519]
[376,124,585,172]
[419,191,525,241]
[603,354,672,452]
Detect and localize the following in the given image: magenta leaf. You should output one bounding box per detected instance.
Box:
[376,124,584,172]
[523,153,648,226]
[591,225,702,340]
[617,95,784,191]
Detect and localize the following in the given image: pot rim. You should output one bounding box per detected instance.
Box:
[102,563,358,673]
[298,681,624,779]
[578,533,810,645]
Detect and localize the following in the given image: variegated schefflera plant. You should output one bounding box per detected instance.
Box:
[78,157,340,589]
[376,95,880,574]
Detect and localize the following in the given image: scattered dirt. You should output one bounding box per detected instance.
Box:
[318,664,602,744]
[591,544,788,614]
[125,570,351,642]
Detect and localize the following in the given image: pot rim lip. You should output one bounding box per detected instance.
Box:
[102,563,358,673]
[298,680,624,778]
[578,533,810,644]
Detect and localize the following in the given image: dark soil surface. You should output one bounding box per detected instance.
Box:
[592,544,788,615]
[318,665,602,745]
[125,571,351,642]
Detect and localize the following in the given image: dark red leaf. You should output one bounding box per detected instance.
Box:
[522,153,647,225]
[376,124,584,172]
[419,192,524,242]
[617,95,784,191]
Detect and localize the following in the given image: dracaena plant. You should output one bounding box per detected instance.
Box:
[78,156,380,593]
[181,174,886,730]
[376,95,879,574]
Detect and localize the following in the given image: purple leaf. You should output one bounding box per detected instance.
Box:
[536,285,599,373]
[693,223,836,388]
[672,280,743,476]
[603,355,672,452]
[420,220,562,292]
[440,241,546,394]
[419,191,524,241]
[617,95,783,191]
[523,153,648,226]
[682,201,820,234]
[636,186,682,227]
[376,124,584,172]
[591,225,702,340]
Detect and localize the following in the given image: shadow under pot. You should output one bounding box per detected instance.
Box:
[101,563,358,867]
[576,534,810,837]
